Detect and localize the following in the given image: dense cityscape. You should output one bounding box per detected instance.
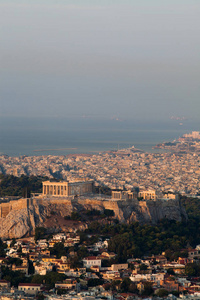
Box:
[1,133,200,197]
[0,227,199,300]
[0,133,200,299]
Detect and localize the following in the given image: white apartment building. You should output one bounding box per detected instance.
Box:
[18,283,41,295]
[82,256,101,268]
[130,273,165,284]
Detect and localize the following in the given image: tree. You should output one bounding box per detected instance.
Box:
[0,238,7,257]
[156,288,169,297]
[6,257,22,266]
[104,209,114,217]
[17,245,22,254]
[142,282,154,296]
[167,268,175,275]
[185,263,200,277]
[68,256,82,269]
[10,238,16,248]
[120,278,132,292]
[57,288,67,295]
[1,266,29,287]
[50,242,67,258]
[70,212,82,221]
[88,278,104,287]
[37,294,45,300]
[35,227,47,242]
[139,263,148,271]
[128,283,138,293]
[28,259,35,275]
[0,174,47,197]
[31,271,67,289]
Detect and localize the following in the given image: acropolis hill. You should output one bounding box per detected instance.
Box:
[0,188,187,239]
[1,131,199,239]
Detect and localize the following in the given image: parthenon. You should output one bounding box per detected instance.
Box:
[42,180,93,197]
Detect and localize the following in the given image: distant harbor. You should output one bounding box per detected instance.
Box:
[153,131,200,153]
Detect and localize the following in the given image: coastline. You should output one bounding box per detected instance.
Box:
[1,117,199,157]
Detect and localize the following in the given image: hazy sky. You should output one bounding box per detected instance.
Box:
[1,0,200,121]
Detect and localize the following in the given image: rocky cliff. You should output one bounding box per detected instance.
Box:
[0,197,187,239]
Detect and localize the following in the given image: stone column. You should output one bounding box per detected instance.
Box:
[58,186,60,195]
[50,185,53,195]
[61,185,63,196]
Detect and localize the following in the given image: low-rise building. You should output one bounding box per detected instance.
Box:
[82,256,101,268]
[18,283,42,295]
[130,273,165,284]
[0,280,10,288]
[55,279,77,290]
[111,264,128,272]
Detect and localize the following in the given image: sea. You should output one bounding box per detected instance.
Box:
[0,117,199,157]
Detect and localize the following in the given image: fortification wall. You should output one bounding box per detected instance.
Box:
[0,196,187,239]
[0,196,186,225]
[0,196,131,218]
[0,199,29,218]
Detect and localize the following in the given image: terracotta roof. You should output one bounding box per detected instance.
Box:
[83,256,100,260]
[18,283,41,287]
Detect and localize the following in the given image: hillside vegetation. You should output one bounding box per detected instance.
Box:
[0,174,47,197]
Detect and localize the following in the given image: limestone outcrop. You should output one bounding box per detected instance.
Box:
[0,197,187,239]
